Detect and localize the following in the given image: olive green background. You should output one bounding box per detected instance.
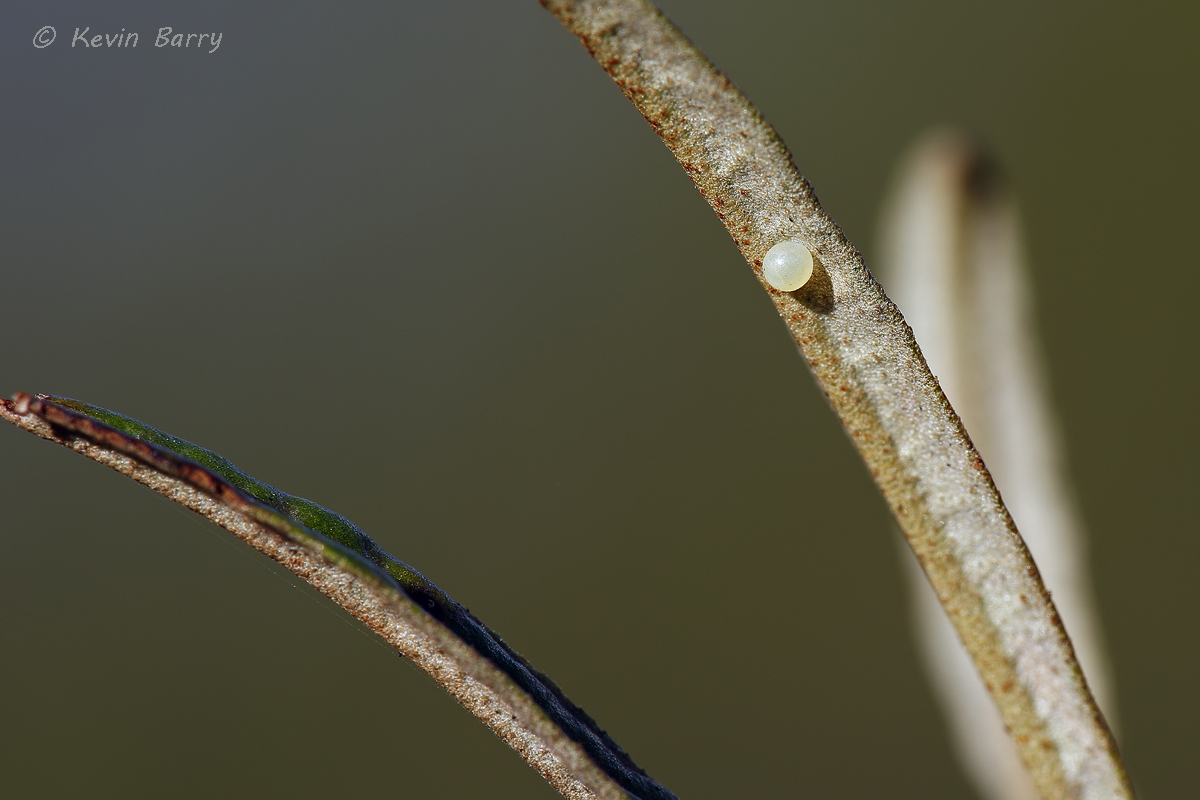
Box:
[1,1,1196,798]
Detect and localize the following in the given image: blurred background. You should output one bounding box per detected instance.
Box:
[1,1,1196,797]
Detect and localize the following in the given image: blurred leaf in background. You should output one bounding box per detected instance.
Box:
[1,1,1195,798]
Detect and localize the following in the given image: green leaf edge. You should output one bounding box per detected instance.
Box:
[29,395,677,800]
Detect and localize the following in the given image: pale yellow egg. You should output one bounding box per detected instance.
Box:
[762,240,813,291]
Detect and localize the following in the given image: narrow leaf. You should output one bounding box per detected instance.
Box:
[877,131,1119,800]
[0,393,674,800]
[541,2,1130,797]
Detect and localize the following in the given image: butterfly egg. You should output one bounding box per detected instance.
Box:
[762,240,814,291]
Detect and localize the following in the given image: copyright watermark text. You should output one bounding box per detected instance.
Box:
[33,26,56,48]
[32,26,223,53]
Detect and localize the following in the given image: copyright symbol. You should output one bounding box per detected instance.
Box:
[33,26,56,48]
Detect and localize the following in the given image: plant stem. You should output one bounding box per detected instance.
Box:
[541,2,1130,797]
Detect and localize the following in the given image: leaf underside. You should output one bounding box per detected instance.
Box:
[1,393,673,800]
